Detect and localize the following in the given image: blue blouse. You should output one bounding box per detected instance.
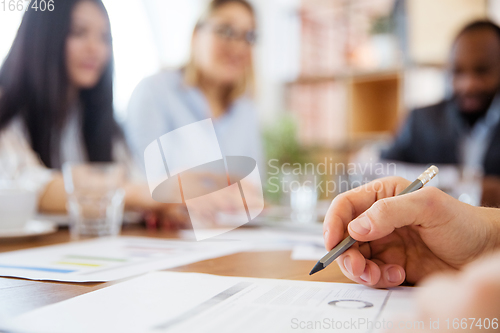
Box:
[125,69,264,175]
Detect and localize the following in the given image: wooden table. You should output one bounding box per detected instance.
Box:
[0,224,352,323]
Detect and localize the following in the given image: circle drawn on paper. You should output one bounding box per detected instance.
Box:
[328,299,373,309]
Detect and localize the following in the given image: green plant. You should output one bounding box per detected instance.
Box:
[262,114,308,203]
[263,114,307,166]
[370,15,393,35]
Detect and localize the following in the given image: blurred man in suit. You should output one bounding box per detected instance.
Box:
[382,21,500,206]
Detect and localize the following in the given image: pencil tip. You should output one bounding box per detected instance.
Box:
[309,261,324,275]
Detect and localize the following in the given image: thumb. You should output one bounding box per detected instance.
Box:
[347,186,442,242]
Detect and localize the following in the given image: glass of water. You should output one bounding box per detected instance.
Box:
[63,163,126,240]
[290,174,318,223]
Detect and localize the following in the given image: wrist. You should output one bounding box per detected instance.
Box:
[477,207,500,252]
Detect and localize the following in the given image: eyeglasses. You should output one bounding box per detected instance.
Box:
[202,23,257,46]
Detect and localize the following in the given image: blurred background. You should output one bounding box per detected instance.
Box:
[1,0,499,206]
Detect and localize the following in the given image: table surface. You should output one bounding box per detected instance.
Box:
[0,224,352,323]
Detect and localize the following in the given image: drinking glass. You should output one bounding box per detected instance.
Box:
[453,166,483,206]
[290,174,318,223]
[63,163,126,240]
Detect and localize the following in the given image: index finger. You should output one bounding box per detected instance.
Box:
[323,176,411,250]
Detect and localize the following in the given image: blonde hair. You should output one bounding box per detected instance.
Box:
[184,0,255,104]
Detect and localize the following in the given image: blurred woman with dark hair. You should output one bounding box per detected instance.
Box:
[0,0,186,227]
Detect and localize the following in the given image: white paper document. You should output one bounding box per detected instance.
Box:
[0,237,248,282]
[291,244,329,261]
[182,228,325,252]
[3,272,416,333]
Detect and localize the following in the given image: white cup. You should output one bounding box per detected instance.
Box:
[0,188,37,231]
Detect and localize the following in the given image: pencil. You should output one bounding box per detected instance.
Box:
[309,165,439,275]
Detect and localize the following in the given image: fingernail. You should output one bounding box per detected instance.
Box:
[386,267,402,283]
[343,256,353,275]
[349,215,371,235]
[360,266,371,283]
[323,229,329,242]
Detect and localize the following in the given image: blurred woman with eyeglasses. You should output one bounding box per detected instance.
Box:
[126,0,263,174]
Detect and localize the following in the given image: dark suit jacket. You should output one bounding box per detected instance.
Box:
[382,99,500,176]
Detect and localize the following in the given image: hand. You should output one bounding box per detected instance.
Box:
[180,171,262,227]
[323,176,499,288]
[416,251,500,325]
[179,171,245,226]
[386,251,500,333]
[124,183,190,229]
[152,203,191,230]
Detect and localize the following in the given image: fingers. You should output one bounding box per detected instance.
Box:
[338,246,367,276]
[323,177,411,249]
[324,214,345,250]
[347,186,450,242]
[372,262,406,288]
[336,255,381,285]
[337,249,406,288]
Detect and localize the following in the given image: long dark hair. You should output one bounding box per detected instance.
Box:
[0,0,118,168]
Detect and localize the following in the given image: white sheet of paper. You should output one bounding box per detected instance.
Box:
[0,237,249,282]
[291,244,329,261]
[181,228,324,252]
[2,272,417,333]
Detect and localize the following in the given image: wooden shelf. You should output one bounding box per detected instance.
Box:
[284,0,492,151]
[287,70,402,149]
[348,72,401,135]
[288,68,403,85]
